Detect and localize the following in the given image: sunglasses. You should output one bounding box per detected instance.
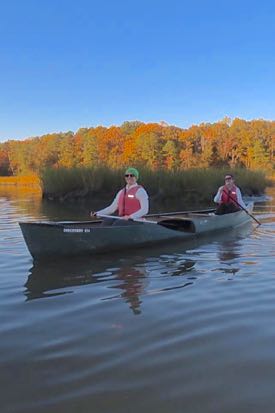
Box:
[125,174,135,178]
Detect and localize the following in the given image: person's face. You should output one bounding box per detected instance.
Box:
[224,176,233,187]
[125,173,137,184]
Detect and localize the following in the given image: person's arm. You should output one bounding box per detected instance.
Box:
[236,188,246,208]
[94,190,121,216]
[129,188,149,219]
[214,186,223,204]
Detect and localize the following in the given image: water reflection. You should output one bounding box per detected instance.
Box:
[0,187,42,220]
[102,265,147,315]
[24,250,197,314]
[25,256,151,315]
[24,223,253,314]
[0,186,91,222]
[215,240,242,277]
[25,257,113,300]
[218,239,240,262]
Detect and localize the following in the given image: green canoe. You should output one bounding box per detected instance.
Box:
[19,203,254,259]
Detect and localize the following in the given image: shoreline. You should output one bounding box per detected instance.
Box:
[0,176,41,188]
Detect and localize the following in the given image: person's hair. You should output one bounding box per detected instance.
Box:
[224,174,233,179]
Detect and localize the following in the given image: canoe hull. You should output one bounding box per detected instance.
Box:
[19,203,254,259]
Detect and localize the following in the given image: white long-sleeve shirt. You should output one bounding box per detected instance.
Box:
[214,186,246,208]
[96,183,149,219]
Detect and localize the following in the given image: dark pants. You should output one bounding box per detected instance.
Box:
[215,202,241,215]
[101,218,142,226]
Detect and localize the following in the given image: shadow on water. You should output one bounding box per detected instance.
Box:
[24,221,254,311]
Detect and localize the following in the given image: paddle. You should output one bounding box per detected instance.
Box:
[97,213,194,233]
[222,190,261,225]
[97,213,156,224]
[147,207,215,217]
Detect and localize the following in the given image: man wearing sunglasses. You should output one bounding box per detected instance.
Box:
[214,174,246,215]
[90,167,149,221]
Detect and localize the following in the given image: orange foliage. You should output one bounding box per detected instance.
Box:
[0,119,274,175]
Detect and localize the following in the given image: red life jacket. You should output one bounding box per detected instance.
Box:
[118,185,142,216]
[220,185,238,205]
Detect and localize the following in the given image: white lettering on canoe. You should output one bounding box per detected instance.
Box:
[63,228,91,233]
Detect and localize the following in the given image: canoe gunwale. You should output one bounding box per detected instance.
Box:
[147,208,216,217]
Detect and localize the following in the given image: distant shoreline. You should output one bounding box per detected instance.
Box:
[0,176,41,188]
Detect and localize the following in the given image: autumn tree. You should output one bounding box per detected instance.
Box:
[0,143,11,175]
[1,118,274,177]
[162,140,179,170]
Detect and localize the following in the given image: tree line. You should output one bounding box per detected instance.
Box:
[0,118,274,176]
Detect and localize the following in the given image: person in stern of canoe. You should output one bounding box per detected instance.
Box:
[90,167,149,224]
[214,174,246,215]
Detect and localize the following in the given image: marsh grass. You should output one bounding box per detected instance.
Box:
[41,167,121,197]
[41,166,270,204]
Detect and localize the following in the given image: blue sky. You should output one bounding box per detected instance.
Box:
[0,0,275,142]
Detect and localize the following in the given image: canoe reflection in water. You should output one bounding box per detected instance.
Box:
[25,258,150,315]
[24,222,253,313]
[24,243,198,314]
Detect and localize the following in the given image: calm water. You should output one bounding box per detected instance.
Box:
[0,186,274,413]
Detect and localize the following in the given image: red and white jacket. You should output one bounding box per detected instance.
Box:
[118,185,143,216]
[96,183,149,219]
[220,185,238,204]
[214,185,246,208]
